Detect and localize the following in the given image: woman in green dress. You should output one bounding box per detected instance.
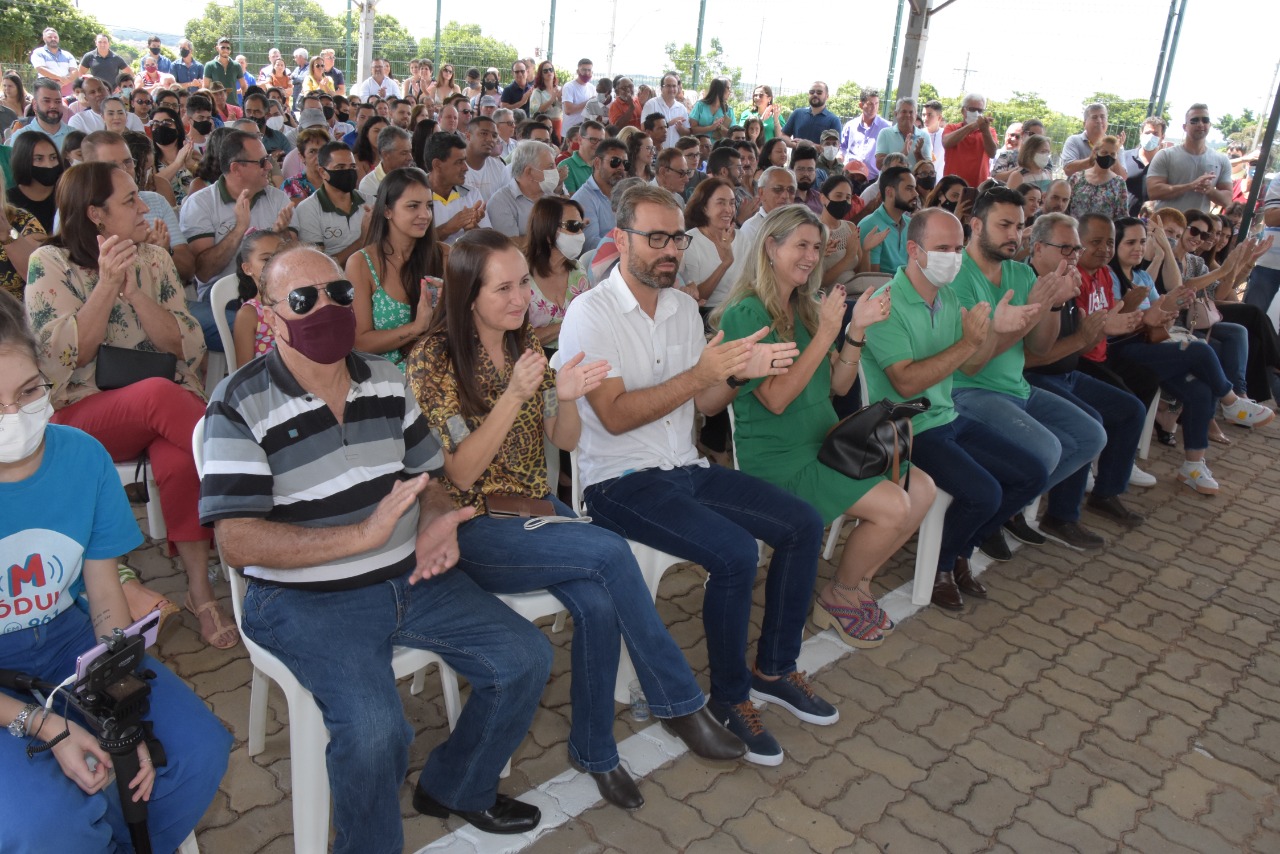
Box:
[715,205,936,648]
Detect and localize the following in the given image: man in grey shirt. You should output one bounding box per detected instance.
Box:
[1146,103,1232,213]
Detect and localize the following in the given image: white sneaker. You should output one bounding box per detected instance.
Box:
[1129,464,1157,488]
[1220,397,1275,428]
[1177,461,1220,495]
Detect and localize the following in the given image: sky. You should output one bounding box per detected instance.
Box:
[82,0,1279,123]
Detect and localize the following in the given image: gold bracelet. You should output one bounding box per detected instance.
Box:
[837,354,857,366]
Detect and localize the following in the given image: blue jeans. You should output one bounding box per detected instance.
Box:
[241,569,552,854]
[0,607,231,854]
[1244,264,1280,320]
[584,464,824,706]
[952,385,1106,496]
[456,496,705,773]
[910,415,1049,572]
[186,297,226,353]
[1200,322,1248,397]
[1026,371,1146,515]
[1110,338,1232,452]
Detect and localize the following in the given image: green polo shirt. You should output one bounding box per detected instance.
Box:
[857,206,910,275]
[949,250,1036,399]
[563,152,593,194]
[861,268,960,435]
[203,58,241,93]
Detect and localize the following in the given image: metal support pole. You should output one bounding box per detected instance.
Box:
[884,0,907,109]
[895,0,934,104]
[1253,59,1280,153]
[1146,0,1178,116]
[344,0,353,79]
[433,0,442,73]
[691,0,706,91]
[547,0,557,64]
[1239,82,1280,240]
[237,0,244,56]
[273,0,279,53]
[1154,0,1187,119]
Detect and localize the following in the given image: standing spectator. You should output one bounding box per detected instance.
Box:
[561,58,595,136]
[641,73,691,148]
[922,99,947,176]
[144,35,173,74]
[31,27,79,97]
[79,34,130,90]
[608,77,641,130]
[1068,135,1130,220]
[1120,116,1167,215]
[287,47,309,107]
[1061,104,1121,178]
[839,88,890,179]
[1146,104,1232,214]
[745,85,784,142]
[874,97,932,171]
[171,40,204,93]
[434,64,463,100]
[500,61,533,111]
[320,49,346,95]
[988,123,1023,176]
[255,48,281,82]
[941,92,998,188]
[781,81,841,147]
[202,37,245,101]
[690,78,734,142]
[1243,173,1280,319]
[529,62,564,139]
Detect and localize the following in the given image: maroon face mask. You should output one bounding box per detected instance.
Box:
[279,304,356,364]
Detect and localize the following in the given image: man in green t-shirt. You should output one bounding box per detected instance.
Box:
[948,186,1107,558]
[203,38,246,102]
[863,207,1050,610]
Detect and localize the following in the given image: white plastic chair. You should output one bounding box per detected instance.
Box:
[116,459,165,540]
[192,418,463,854]
[203,274,240,391]
[178,831,199,853]
[1137,389,1160,461]
[569,451,688,704]
[847,271,892,297]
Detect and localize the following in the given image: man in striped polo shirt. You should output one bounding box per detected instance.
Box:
[198,246,550,851]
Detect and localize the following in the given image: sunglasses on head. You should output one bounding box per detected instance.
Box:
[607,156,630,169]
[560,220,587,233]
[268,280,356,314]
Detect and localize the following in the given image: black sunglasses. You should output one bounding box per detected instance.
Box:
[268,280,356,314]
[233,156,273,169]
[1187,225,1207,238]
[607,156,630,169]
[560,220,587,233]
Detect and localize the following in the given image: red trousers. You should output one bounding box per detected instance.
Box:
[53,378,212,544]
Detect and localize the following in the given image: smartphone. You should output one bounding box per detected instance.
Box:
[74,610,162,681]
[422,276,443,309]
[960,187,979,208]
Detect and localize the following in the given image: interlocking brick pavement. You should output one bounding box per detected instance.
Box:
[136,424,1280,852]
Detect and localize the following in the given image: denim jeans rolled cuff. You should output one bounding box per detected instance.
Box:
[911,416,1050,572]
[242,569,550,853]
[456,495,705,772]
[585,464,823,706]
[1200,321,1248,397]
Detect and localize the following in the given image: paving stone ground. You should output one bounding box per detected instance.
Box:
[139,423,1280,853]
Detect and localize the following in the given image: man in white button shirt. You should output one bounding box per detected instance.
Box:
[556,184,835,767]
[642,73,691,149]
[352,58,402,101]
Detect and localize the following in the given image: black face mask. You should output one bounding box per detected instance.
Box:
[322,106,335,121]
[484,80,498,91]
[151,125,179,146]
[849,178,868,195]
[326,169,359,193]
[917,175,936,192]
[191,119,213,135]
[150,46,161,55]
[179,48,190,58]
[940,199,958,212]
[336,111,349,123]
[30,165,62,187]
[1095,154,1116,169]
[826,199,853,220]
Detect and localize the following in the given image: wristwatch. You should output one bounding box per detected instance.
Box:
[8,703,38,737]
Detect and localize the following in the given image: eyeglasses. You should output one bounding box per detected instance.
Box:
[458,108,473,115]
[0,383,53,415]
[134,98,152,106]
[1186,225,1207,238]
[606,156,630,169]
[542,69,555,74]
[662,165,694,178]
[1041,241,1084,256]
[621,228,693,249]
[266,280,356,314]
[233,156,273,169]
[1187,116,1212,125]
[559,220,588,234]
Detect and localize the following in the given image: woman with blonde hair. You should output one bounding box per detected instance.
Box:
[715,205,935,648]
[301,56,335,96]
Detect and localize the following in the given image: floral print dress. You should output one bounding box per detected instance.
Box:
[527,265,590,352]
[1067,172,1130,221]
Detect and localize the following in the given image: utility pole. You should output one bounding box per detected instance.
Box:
[433,0,442,74]
[273,0,279,54]
[547,0,557,64]
[1154,0,1187,119]
[237,0,244,57]
[344,0,353,79]
[1253,58,1280,153]
[692,0,707,91]
[1239,77,1280,240]
[356,0,378,84]
[605,0,618,76]
[884,0,907,109]
[895,0,937,103]
[1146,0,1178,116]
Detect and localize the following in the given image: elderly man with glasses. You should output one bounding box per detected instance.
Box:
[641,73,691,148]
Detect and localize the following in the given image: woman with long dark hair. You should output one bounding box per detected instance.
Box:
[345,167,445,368]
[690,78,734,141]
[353,116,388,178]
[405,229,744,811]
[150,106,195,207]
[8,132,61,234]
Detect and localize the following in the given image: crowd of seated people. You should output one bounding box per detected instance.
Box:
[4,27,1279,852]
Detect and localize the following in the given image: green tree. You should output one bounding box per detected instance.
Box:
[185,0,349,71]
[417,22,518,74]
[663,37,741,94]
[0,0,106,66]
[1080,92,1161,134]
[1216,110,1255,137]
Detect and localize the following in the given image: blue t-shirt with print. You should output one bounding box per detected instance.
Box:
[0,425,141,635]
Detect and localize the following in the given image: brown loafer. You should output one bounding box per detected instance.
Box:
[931,571,964,611]
[953,556,987,599]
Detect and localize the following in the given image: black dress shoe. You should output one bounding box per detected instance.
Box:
[1086,495,1145,527]
[412,788,541,834]
[661,705,747,760]
[953,556,987,599]
[571,757,644,810]
[931,571,964,611]
[1038,516,1105,551]
[1003,514,1046,546]
[978,530,1012,562]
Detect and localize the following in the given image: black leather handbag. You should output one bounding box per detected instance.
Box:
[94,345,178,391]
[818,397,931,483]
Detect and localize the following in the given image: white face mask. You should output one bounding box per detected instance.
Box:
[538,167,560,194]
[0,394,52,464]
[915,251,963,287]
[1033,152,1051,168]
[1140,132,1160,152]
[963,109,981,125]
[556,231,586,260]
[822,145,839,161]
[266,115,284,131]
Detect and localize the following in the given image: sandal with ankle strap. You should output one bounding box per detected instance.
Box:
[184,594,240,649]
